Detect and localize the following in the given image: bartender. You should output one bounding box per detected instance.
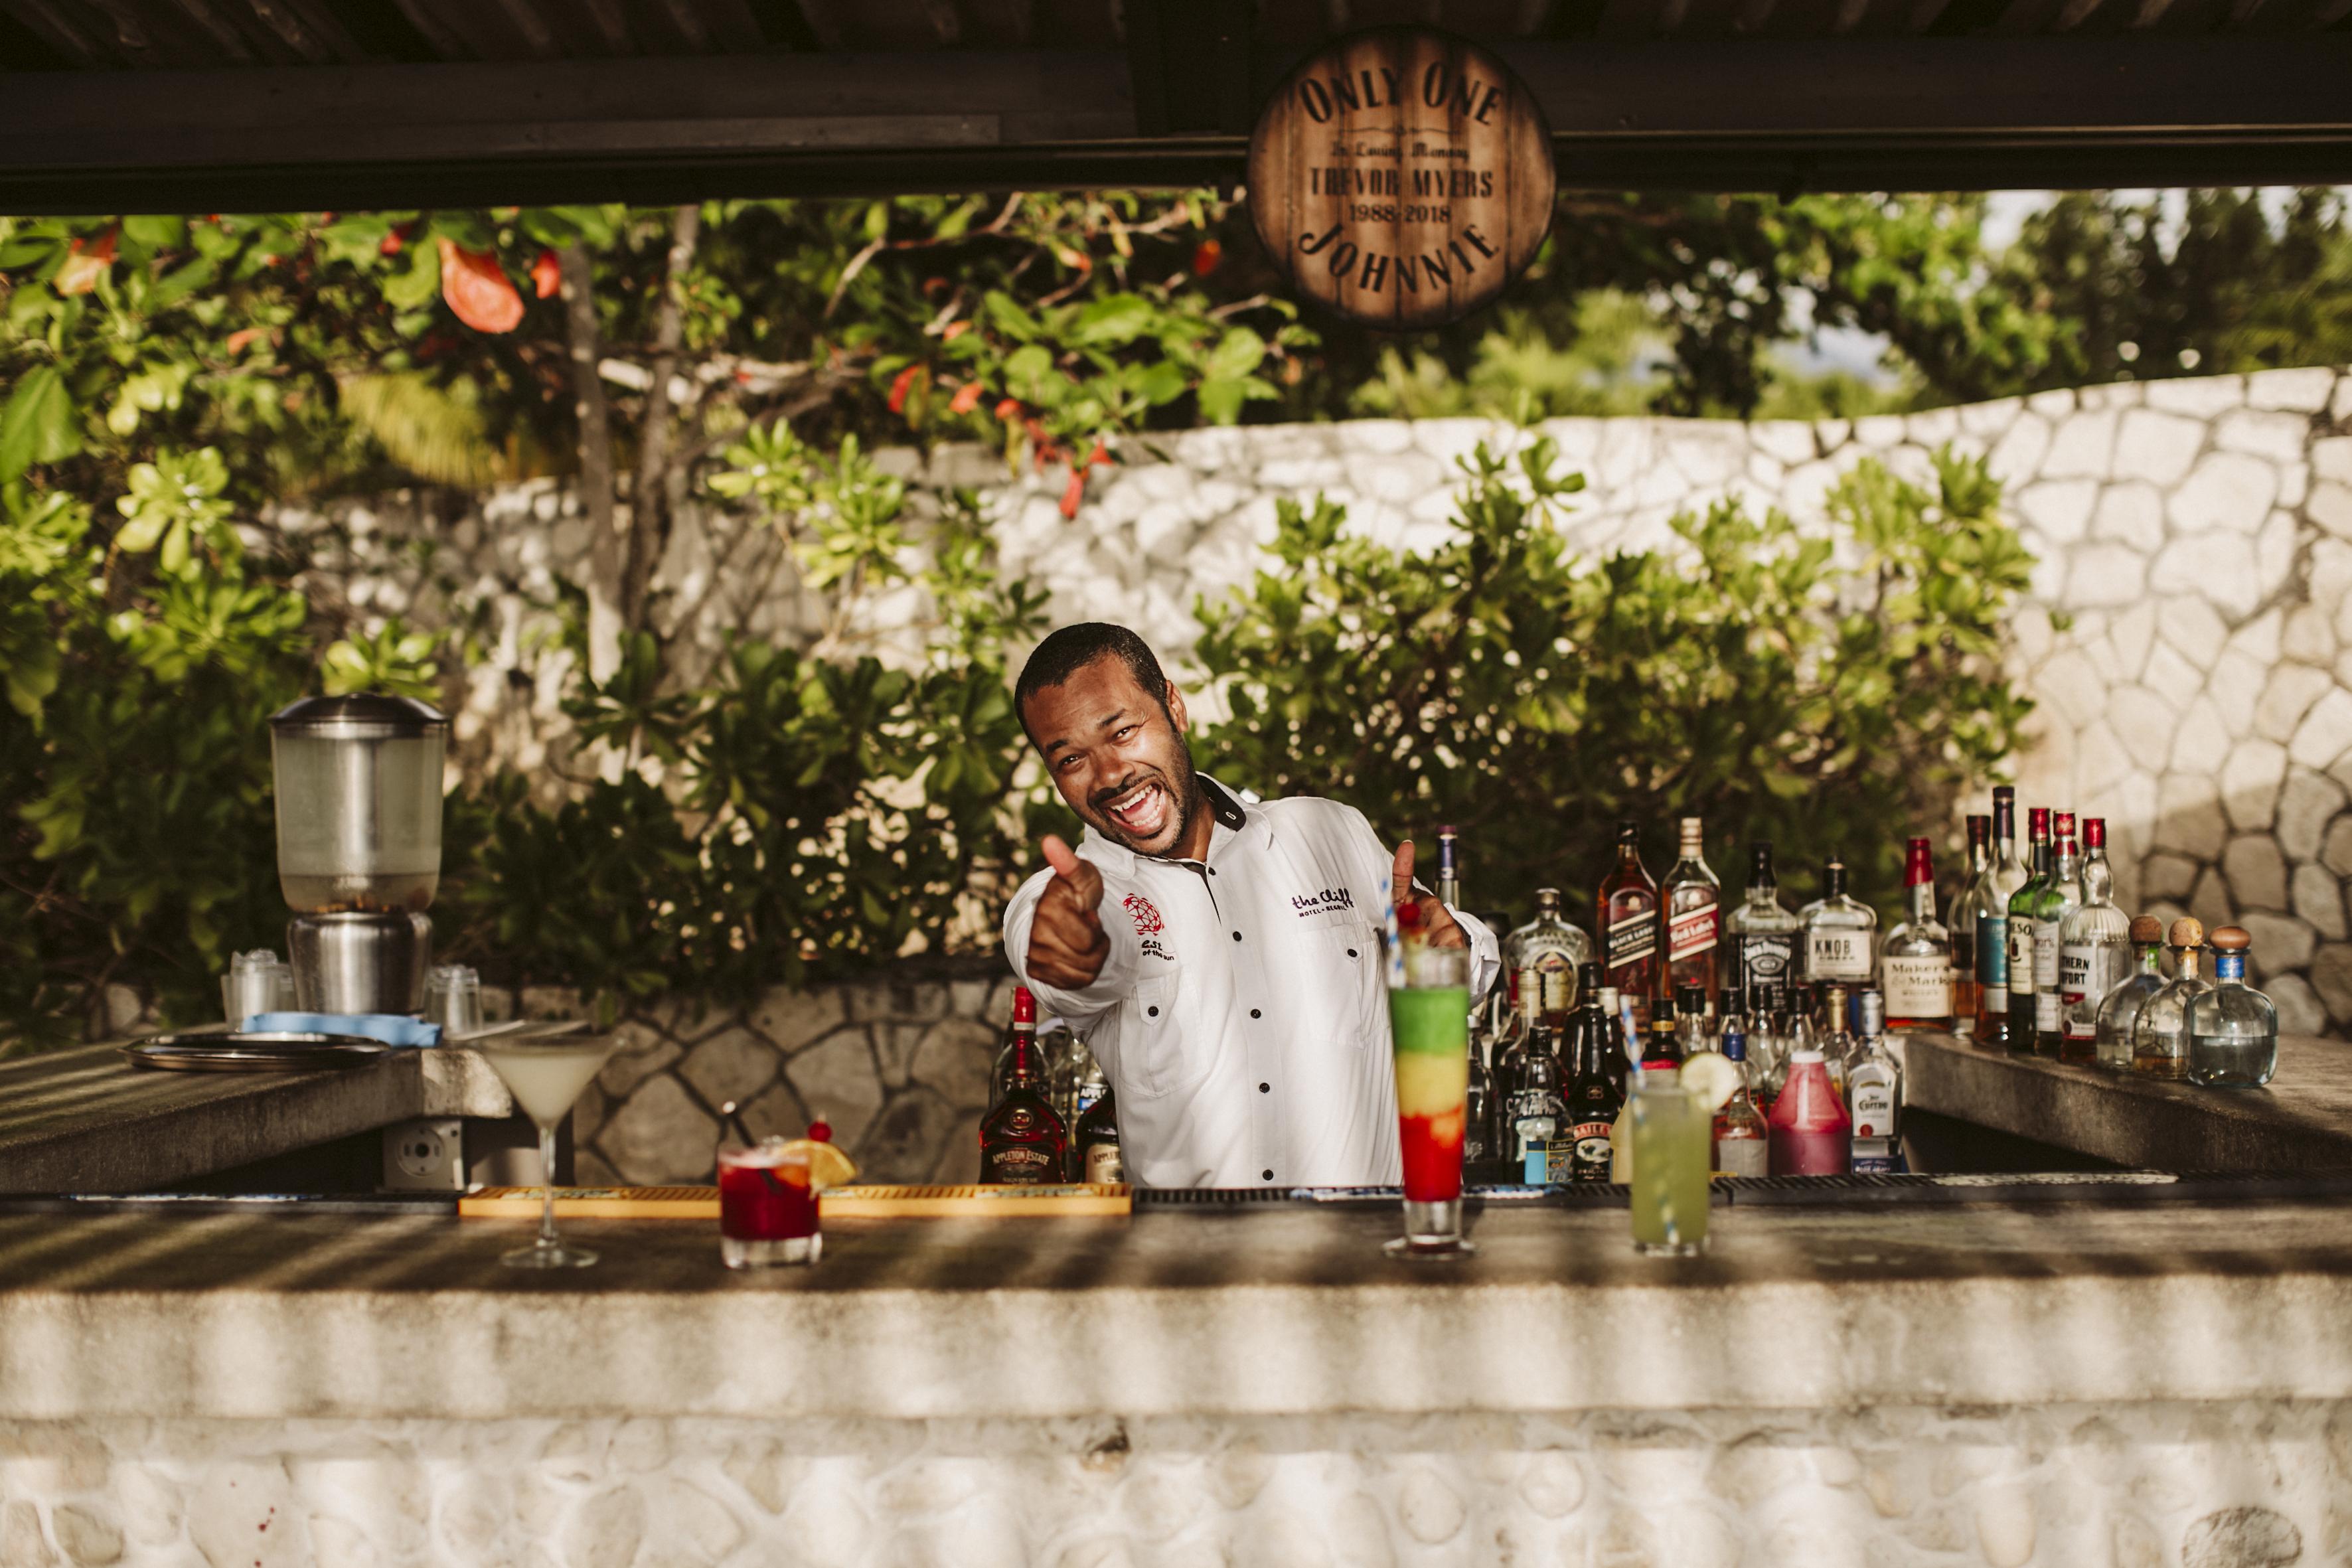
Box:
[1002,622,1500,1188]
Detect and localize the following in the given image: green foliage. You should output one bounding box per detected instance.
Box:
[1190,441,2036,925]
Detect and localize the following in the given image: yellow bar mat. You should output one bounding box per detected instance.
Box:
[457,1184,1132,1219]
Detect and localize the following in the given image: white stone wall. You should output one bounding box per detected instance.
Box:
[1,1403,2344,1567]
[285,368,2352,1036]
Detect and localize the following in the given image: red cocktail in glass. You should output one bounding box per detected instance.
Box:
[718,1142,819,1267]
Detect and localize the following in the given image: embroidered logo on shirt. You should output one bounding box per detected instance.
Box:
[1291,886,1356,918]
[1123,894,1164,935]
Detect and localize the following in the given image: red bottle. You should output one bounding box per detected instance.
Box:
[979,987,1069,1184]
[1596,819,1662,1031]
[1767,1050,1851,1175]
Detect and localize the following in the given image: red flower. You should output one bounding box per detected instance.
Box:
[437,238,524,333]
[948,381,985,415]
[530,248,562,299]
[992,398,1022,420]
[1193,238,1223,276]
[887,364,923,414]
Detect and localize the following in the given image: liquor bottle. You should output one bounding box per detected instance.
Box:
[1947,814,1992,1036]
[1799,857,1877,988]
[1069,1043,1109,1135]
[1712,1008,1770,1177]
[1563,984,1624,1184]
[1846,990,1902,1174]
[1073,1085,1123,1183]
[1463,1003,1498,1171]
[1435,824,1464,913]
[2001,808,2053,1056]
[1676,982,1712,1057]
[2187,926,2278,1088]
[990,986,1042,1106]
[2031,813,2085,1056]
[2130,917,2210,1081]
[1816,982,1855,1097]
[1642,992,1682,1071]
[979,987,1070,1184]
[1506,888,1591,1025]
[1510,1021,1567,1180]
[1590,970,1626,1097]
[2059,818,2132,1063]
[1973,789,2031,1051]
[1727,841,1801,1010]
[1596,821,1662,1026]
[2094,916,2169,1071]
[1661,816,1723,1002]
[1880,836,1954,1033]
[1767,1051,1850,1176]
[1492,973,1528,1103]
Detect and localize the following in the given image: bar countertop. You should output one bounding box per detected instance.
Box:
[6,1192,2352,1423]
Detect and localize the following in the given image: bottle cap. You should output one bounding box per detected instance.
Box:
[1680,817,1703,847]
[2169,916,2205,948]
[2209,925,2251,951]
[1677,982,1705,1012]
[2055,811,2076,838]
[1967,814,1990,841]
[1578,961,1603,988]
[1904,838,1934,885]
[2129,915,2165,943]
[1616,819,1640,843]
[2027,807,2051,838]
[1792,1049,1825,1063]
[1993,785,2015,803]
[1535,887,1561,908]
[1438,824,1458,836]
[1824,856,1848,894]
[2084,817,2106,850]
[1013,987,1036,1024]
[1653,995,1678,1024]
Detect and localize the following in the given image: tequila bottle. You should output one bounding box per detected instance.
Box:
[1506,888,1590,1025]
[1972,788,2030,1051]
[1881,836,1954,1032]
[1727,840,1801,1010]
[1661,816,1723,1002]
[2130,917,2210,1081]
[2187,926,2278,1087]
[1799,857,1878,987]
[1846,989,1902,1173]
[2094,916,2168,1071]
[1946,814,1992,1036]
[1596,821,1662,1028]
[2031,813,2084,1056]
[2001,807,2053,1056]
[2058,817,2132,1062]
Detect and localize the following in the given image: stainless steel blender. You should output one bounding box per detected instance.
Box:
[270,694,448,1016]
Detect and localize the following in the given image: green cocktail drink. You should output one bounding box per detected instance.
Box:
[1628,1073,1710,1256]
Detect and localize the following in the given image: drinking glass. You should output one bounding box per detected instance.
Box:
[718,1141,821,1267]
[473,1035,619,1269]
[1629,1073,1711,1257]
[426,963,485,1034]
[220,949,295,1026]
[1387,943,1474,1258]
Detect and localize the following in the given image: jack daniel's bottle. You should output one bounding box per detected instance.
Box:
[1727,840,1799,1008]
[979,987,1069,1184]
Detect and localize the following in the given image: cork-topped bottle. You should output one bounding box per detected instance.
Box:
[2094,915,2169,1072]
[2187,925,2278,1088]
[2130,917,2210,1081]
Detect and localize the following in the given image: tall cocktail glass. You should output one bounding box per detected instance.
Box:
[1628,1071,1711,1257]
[473,1035,619,1269]
[1387,940,1474,1258]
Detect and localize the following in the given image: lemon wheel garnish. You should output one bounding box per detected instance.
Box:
[1677,1051,1743,1113]
[781,1139,858,1190]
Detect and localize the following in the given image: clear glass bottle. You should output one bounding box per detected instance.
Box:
[1509,1020,1567,1177]
[2001,807,2053,1056]
[1846,990,1903,1173]
[1816,982,1855,1097]
[1597,821,1662,1028]
[2059,817,2132,1063]
[2130,917,2210,1081]
[1946,813,1992,1037]
[2187,925,2278,1087]
[1676,982,1713,1057]
[1434,824,1464,913]
[1506,888,1591,1026]
[2031,813,2085,1056]
[1800,858,1878,988]
[1972,788,2030,1050]
[1727,840,1802,1012]
[1661,816,1723,1003]
[1881,836,1954,1032]
[1713,1006,1770,1177]
[1462,1002,1498,1170]
[2094,916,2168,1071]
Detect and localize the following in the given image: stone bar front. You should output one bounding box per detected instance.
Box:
[1,1193,2348,1567]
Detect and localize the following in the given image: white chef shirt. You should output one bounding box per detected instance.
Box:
[1002,776,1500,1189]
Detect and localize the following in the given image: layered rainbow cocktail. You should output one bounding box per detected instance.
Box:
[1388,984,1472,1255]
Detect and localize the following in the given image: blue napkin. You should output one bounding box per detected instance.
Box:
[241,1012,443,1048]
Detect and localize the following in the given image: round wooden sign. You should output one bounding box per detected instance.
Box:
[1247,28,1555,331]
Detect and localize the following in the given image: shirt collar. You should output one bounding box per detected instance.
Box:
[1078,773,1255,872]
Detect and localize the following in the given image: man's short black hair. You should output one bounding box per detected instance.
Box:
[1014,623,1171,738]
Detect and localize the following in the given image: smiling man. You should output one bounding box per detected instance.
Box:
[1002,622,1499,1189]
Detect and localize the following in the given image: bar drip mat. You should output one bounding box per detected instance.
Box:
[457,1184,1133,1218]
[1136,1170,2352,1211]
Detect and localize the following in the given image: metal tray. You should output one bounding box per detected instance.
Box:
[122,1032,395,1072]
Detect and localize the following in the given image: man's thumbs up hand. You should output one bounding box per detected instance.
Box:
[1027,834,1110,989]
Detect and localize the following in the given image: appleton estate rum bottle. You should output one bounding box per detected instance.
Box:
[1596,820,1662,1030]
[979,987,1069,1184]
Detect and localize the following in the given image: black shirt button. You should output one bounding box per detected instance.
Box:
[1346,947,1358,958]
[1259,1082,1270,1093]
[1209,867,1217,876]
[1147,1006,1159,1018]
[1231,931,1242,942]
[1262,1170,1275,1181]
[1250,1008,1261,1019]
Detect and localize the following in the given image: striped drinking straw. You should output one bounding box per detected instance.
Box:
[1383,866,1407,990]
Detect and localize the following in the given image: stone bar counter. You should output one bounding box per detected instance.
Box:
[3,1190,2350,1567]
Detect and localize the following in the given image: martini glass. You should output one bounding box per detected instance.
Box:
[473,1034,619,1269]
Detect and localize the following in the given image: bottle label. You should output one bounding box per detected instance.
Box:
[2034,923,2061,990]
[1978,913,2009,1012]
[1738,933,1794,994]
[1880,956,1953,1020]
[1083,1142,1124,1184]
[1533,954,1574,1016]
[2006,919,2038,1001]
[1604,907,1657,969]
[2035,990,2061,1033]
[1512,1107,1559,1161]
[984,1145,1061,1184]
[1714,1132,1769,1177]
[1849,1081,1897,1138]
[1806,929,1871,980]
[1570,1121,1615,1182]
[2062,941,2128,1032]
[2215,952,2246,982]
[1851,1137,1899,1175]
[1666,901,1719,962]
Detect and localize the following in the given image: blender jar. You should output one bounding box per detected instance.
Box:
[270,694,448,912]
